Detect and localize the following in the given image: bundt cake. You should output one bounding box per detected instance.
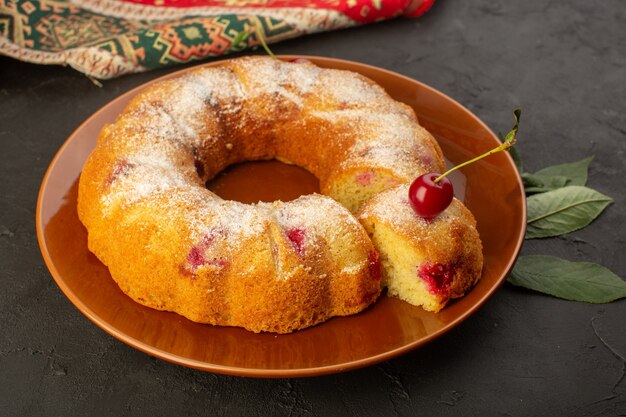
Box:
[77,55,481,333]
[357,185,483,312]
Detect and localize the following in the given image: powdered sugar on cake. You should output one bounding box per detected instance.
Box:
[96,55,416,273]
[359,184,459,235]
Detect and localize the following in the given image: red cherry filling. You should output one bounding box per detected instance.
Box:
[368,250,382,281]
[418,262,456,296]
[408,173,453,219]
[286,227,306,255]
[181,229,227,276]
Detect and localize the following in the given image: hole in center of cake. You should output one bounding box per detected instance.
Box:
[206,159,320,204]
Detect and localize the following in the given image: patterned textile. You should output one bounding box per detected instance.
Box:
[0,0,435,79]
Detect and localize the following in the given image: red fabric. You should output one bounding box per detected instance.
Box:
[122,0,423,23]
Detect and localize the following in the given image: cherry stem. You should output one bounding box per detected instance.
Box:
[434,109,522,184]
[253,19,276,58]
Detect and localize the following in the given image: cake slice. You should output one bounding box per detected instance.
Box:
[357,184,483,312]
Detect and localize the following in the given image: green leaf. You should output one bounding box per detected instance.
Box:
[526,185,612,238]
[521,157,593,194]
[522,172,568,194]
[508,255,626,303]
[521,172,543,188]
[533,156,594,187]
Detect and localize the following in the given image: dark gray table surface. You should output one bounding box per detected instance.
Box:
[1,0,625,415]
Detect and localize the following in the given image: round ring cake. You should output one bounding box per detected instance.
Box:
[78,56,483,333]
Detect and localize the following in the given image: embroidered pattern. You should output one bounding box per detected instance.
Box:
[0,0,434,78]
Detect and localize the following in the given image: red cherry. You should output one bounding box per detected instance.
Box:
[408,173,453,219]
[406,111,522,219]
[289,58,311,63]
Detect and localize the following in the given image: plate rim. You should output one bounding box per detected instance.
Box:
[36,55,527,378]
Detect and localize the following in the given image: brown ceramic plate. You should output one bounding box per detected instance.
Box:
[36,56,526,378]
